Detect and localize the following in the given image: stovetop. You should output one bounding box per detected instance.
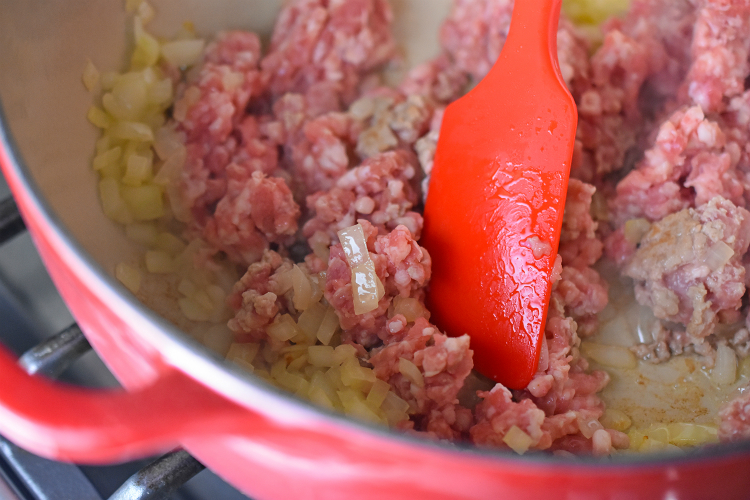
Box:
[0,179,251,499]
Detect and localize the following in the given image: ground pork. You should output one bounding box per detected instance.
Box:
[610,106,744,227]
[303,150,423,249]
[324,220,430,347]
[174,31,269,222]
[574,0,697,182]
[624,196,750,345]
[719,390,750,441]
[369,317,473,433]
[260,0,397,108]
[227,250,295,346]
[682,0,750,114]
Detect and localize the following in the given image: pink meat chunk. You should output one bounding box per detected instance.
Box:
[174,32,268,218]
[369,318,474,421]
[683,0,750,114]
[399,54,468,105]
[559,179,604,268]
[624,196,750,341]
[303,150,423,248]
[573,0,696,182]
[261,0,397,107]
[611,106,743,225]
[323,221,431,347]
[227,250,295,345]
[720,390,750,441]
[203,171,300,266]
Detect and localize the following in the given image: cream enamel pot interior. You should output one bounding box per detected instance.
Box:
[1,1,750,499]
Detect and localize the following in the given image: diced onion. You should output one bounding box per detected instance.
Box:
[600,409,632,432]
[338,224,369,267]
[309,371,339,408]
[115,262,142,293]
[351,260,384,315]
[316,306,340,345]
[340,357,376,391]
[125,222,158,247]
[131,19,160,68]
[87,106,112,129]
[580,342,637,369]
[667,423,719,446]
[160,39,206,67]
[333,344,358,365]
[121,184,164,220]
[503,425,534,455]
[122,150,154,185]
[99,178,134,224]
[291,265,313,311]
[92,147,122,172]
[82,59,100,91]
[624,218,651,245]
[145,250,176,273]
[226,343,260,367]
[178,296,211,322]
[380,391,411,425]
[297,301,327,342]
[711,343,737,386]
[308,345,336,367]
[109,121,154,142]
[398,357,424,388]
[155,232,186,255]
[392,296,428,323]
[267,314,302,342]
[366,378,391,408]
[704,241,734,272]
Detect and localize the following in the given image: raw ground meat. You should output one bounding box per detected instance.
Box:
[624,197,750,348]
[164,0,750,452]
[260,0,397,108]
[596,0,750,438]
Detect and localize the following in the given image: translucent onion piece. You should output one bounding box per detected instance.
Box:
[82,59,100,91]
[267,314,301,342]
[580,342,637,369]
[291,265,313,311]
[711,343,737,386]
[308,345,337,367]
[704,241,734,272]
[398,357,424,388]
[503,425,533,455]
[366,379,391,408]
[600,409,632,432]
[115,262,142,293]
[145,250,176,274]
[624,218,651,245]
[160,39,206,67]
[316,306,340,345]
[351,261,384,315]
[337,224,369,268]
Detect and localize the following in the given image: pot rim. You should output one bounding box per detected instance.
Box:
[1,101,749,470]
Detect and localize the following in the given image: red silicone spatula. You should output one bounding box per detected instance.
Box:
[421,0,577,389]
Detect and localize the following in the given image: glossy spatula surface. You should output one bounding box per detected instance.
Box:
[421,0,578,389]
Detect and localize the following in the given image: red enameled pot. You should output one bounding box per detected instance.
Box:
[0,1,749,499]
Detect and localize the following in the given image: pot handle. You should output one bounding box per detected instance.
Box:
[0,343,249,464]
